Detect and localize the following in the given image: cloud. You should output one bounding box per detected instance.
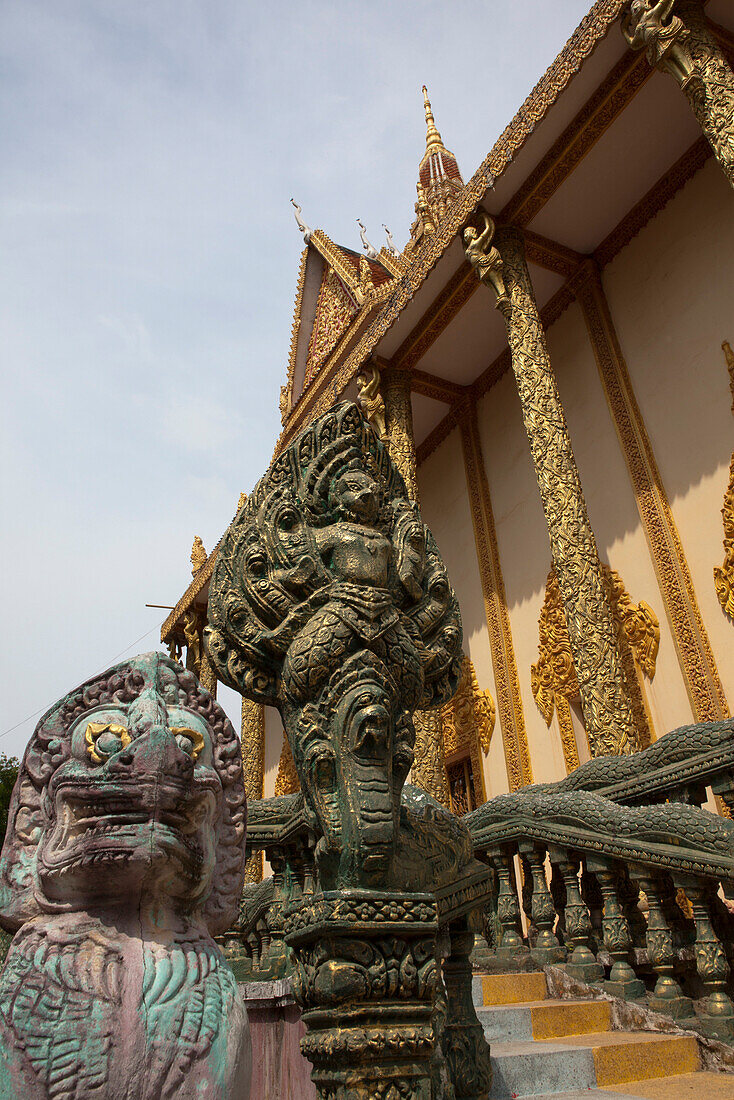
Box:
[1,0,594,760]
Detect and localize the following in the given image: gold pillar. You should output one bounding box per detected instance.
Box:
[623,0,734,188]
[459,406,532,790]
[241,697,265,883]
[199,641,218,698]
[572,260,729,721]
[383,366,420,501]
[382,366,450,805]
[491,225,640,756]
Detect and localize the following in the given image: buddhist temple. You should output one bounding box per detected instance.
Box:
[164,0,733,828]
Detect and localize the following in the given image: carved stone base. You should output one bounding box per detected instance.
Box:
[287,889,440,1100]
[648,987,694,1020]
[605,976,645,1001]
[697,994,734,1041]
[565,947,604,984]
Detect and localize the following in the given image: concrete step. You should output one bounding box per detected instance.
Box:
[485,1027,700,1098]
[473,970,548,1006]
[600,1071,734,1098]
[479,997,611,1041]
[540,1030,700,1089]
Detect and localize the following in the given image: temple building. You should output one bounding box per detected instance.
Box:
[163,0,734,831]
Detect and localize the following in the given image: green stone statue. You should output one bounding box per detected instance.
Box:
[207,402,492,1099]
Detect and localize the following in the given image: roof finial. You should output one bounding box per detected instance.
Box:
[422,85,444,154]
[357,219,379,261]
[382,224,397,255]
[291,198,312,243]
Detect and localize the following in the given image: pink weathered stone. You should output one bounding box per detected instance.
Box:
[0,653,251,1099]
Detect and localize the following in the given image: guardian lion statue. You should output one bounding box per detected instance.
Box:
[0,652,250,1100]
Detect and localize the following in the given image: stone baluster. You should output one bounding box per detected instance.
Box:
[519,842,565,964]
[588,858,644,1000]
[519,855,537,948]
[634,870,695,1020]
[675,874,734,1040]
[617,869,649,950]
[550,849,603,982]
[442,920,493,1100]
[492,849,530,964]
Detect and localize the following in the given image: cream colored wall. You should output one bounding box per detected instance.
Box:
[475,375,568,785]
[417,430,510,797]
[263,704,284,798]
[602,159,734,712]
[546,300,694,736]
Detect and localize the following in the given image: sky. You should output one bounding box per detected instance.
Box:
[1,0,593,759]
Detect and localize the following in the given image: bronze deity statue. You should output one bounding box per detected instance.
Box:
[0,653,250,1100]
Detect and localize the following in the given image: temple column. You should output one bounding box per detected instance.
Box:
[241,698,265,883]
[571,259,729,722]
[623,0,734,187]
[199,641,218,698]
[468,221,640,755]
[383,366,450,805]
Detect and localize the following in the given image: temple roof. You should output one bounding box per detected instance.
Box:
[406,87,465,254]
[275,0,734,457]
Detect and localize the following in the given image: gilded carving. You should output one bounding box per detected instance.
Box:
[190,535,207,574]
[724,340,734,413]
[531,565,659,765]
[624,0,734,187]
[463,214,508,306]
[474,225,639,755]
[241,697,265,883]
[572,262,729,722]
[714,452,734,621]
[356,361,387,440]
[442,655,494,809]
[459,409,533,791]
[304,266,357,385]
[622,0,697,86]
[274,732,300,796]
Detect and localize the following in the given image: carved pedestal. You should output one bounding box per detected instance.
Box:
[288,890,439,1100]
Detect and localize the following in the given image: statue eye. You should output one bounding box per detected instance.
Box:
[85,722,130,765]
[247,555,266,576]
[170,727,205,761]
[279,508,298,531]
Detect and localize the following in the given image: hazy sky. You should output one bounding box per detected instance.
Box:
[1,1,592,758]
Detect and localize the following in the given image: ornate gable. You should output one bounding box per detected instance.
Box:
[304,265,358,386]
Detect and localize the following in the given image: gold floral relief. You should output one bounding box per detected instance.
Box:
[441,655,495,809]
[304,267,357,385]
[274,733,300,797]
[531,564,660,769]
[714,452,734,621]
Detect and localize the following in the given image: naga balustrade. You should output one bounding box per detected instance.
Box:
[464,715,734,1042]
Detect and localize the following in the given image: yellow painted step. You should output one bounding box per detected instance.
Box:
[538,1030,700,1087]
[480,972,547,1005]
[528,998,611,1039]
[600,1071,734,1098]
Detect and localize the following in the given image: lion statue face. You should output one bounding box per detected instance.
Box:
[0,652,246,935]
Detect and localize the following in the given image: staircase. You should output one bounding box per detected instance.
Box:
[474,972,734,1099]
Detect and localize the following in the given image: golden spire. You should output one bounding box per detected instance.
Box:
[422,85,445,155]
